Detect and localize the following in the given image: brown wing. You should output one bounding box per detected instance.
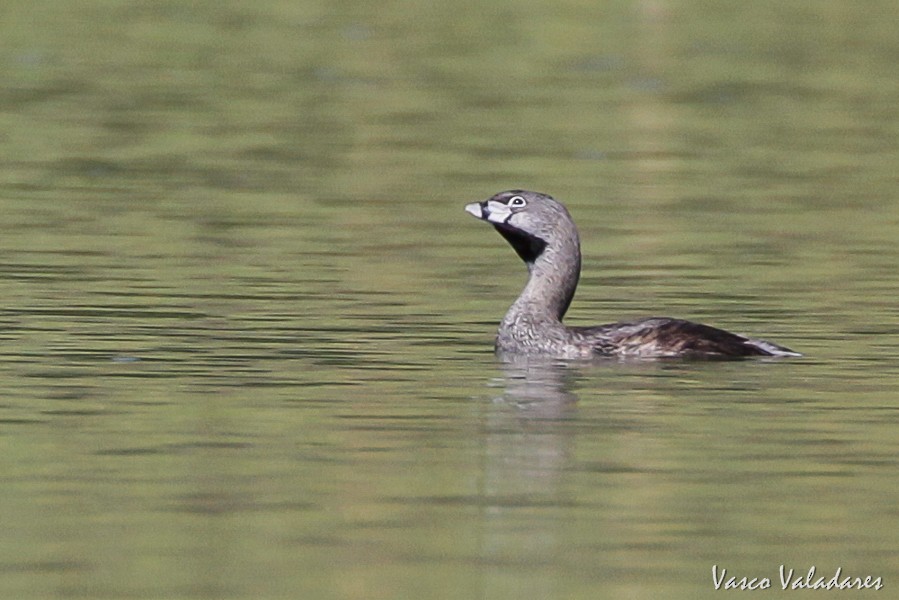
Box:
[572,317,796,358]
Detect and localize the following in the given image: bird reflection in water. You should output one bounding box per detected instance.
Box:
[476,356,581,593]
[488,355,581,415]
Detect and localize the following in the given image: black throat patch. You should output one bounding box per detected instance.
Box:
[493,224,548,264]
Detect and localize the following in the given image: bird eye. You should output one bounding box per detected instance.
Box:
[508,196,527,208]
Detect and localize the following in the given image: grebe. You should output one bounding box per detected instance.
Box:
[465,190,800,359]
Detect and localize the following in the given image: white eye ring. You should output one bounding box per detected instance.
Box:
[508,196,527,208]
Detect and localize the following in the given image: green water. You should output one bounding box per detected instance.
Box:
[2,1,899,598]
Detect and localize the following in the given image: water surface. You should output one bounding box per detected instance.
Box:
[2,1,899,598]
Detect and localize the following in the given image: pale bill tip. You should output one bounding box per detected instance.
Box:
[464,203,483,218]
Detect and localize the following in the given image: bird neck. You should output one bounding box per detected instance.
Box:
[504,234,581,325]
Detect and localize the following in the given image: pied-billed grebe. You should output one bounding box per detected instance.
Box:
[465,190,800,359]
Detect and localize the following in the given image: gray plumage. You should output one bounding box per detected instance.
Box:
[465,190,800,359]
